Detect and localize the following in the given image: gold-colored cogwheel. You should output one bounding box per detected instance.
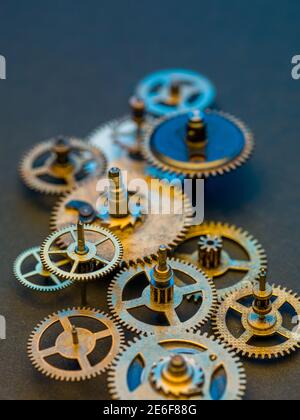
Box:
[174,222,267,300]
[40,222,123,282]
[142,110,254,179]
[212,270,300,359]
[107,332,246,400]
[51,164,193,267]
[28,308,125,381]
[19,136,107,195]
[107,247,218,335]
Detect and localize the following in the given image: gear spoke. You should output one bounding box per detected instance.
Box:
[32,166,48,177]
[93,237,111,247]
[239,330,254,344]
[49,274,62,285]
[124,296,146,310]
[94,329,112,341]
[277,327,294,340]
[60,316,73,332]
[164,308,181,325]
[33,251,41,261]
[177,283,204,297]
[40,346,58,358]
[70,260,79,274]
[230,302,247,315]
[56,259,70,268]
[94,255,110,266]
[48,249,68,256]
[77,354,91,371]
[229,259,252,271]
[24,270,39,278]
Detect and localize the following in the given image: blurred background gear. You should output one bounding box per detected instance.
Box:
[14,246,73,292]
[19,136,107,195]
[28,308,124,381]
[108,332,246,400]
[135,69,216,117]
[143,109,254,179]
[174,222,267,300]
[108,247,218,335]
[40,222,123,282]
[51,166,193,267]
[213,270,300,359]
[88,97,153,164]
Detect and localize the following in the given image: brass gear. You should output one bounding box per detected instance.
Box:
[40,223,123,282]
[174,222,267,300]
[142,110,254,179]
[51,166,193,267]
[14,246,73,292]
[28,308,124,381]
[107,258,218,335]
[212,275,300,359]
[108,332,246,400]
[88,98,154,164]
[19,136,107,195]
[150,355,204,398]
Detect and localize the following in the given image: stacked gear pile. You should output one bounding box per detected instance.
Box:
[13,68,300,400]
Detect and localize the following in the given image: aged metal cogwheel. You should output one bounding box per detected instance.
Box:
[51,166,192,267]
[212,270,300,359]
[88,97,153,164]
[135,68,216,117]
[14,246,73,292]
[143,109,254,179]
[174,222,267,300]
[40,222,123,282]
[28,308,124,381]
[108,246,218,335]
[19,136,107,195]
[108,332,246,400]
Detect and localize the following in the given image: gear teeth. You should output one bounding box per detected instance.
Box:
[19,138,107,195]
[142,109,254,179]
[27,308,124,381]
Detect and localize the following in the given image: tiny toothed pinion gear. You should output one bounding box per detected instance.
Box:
[142,109,254,179]
[212,270,300,359]
[19,136,107,195]
[88,97,154,164]
[40,222,123,283]
[28,308,124,381]
[173,222,267,300]
[135,68,216,117]
[51,166,193,267]
[14,246,73,292]
[108,246,218,335]
[108,332,246,400]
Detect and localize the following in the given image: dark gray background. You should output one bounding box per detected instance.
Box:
[0,0,299,400]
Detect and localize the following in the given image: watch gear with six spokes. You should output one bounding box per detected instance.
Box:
[108,245,218,335]
[173,222,267,300]
[143,109,254,179]
[40,222,123,282]
[19,136,107,195]
[28,308,124,381]
[108,332,246,400]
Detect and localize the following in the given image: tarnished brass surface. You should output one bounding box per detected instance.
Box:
[51,163,193,267]
[28,308,124,381]
[212,275,300,359]
[40,223,123,282]
[107,258,218,335]
[108,332,246,400]
[174,222,267,300]
[19,137,107,195]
